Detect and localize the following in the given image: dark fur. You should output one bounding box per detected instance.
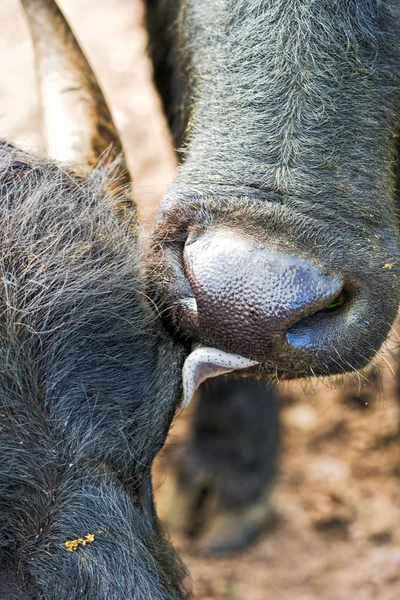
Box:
[0,143,187,599]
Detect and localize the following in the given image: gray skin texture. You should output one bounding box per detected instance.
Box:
[146,0,400,379]
[0,143,187,600]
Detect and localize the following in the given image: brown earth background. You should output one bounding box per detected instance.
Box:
[1,2,400,598]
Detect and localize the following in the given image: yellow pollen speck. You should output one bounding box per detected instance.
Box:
[383,263,394,269]
[64,533,96,552]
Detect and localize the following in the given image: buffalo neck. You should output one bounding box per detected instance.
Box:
[177,0,400,221]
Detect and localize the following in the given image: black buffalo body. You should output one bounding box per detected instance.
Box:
[145,0,400,552]
[0,144,187,599]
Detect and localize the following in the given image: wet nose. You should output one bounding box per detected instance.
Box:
[181,229,344,362]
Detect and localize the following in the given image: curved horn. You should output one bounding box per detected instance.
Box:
[20,0,131,185]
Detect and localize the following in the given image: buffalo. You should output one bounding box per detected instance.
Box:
[0,0,187,597]
[144,0,400,552]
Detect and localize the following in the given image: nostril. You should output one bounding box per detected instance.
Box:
[285,287,352,352]
[317,288,348,314]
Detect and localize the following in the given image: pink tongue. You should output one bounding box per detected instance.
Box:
[182,346,259,407]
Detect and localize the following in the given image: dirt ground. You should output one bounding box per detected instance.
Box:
[1,2,400,599]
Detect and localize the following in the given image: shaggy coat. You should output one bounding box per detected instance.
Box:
[0,143,187,600]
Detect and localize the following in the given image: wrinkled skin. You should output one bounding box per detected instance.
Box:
[145,0,400,553]
[0,144,187,599]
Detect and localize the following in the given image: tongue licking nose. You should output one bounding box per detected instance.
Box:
[178,228,344,405]
[182,346,258,406]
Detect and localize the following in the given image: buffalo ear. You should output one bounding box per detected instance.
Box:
[20,0,134,213]
[0,140,137,235]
